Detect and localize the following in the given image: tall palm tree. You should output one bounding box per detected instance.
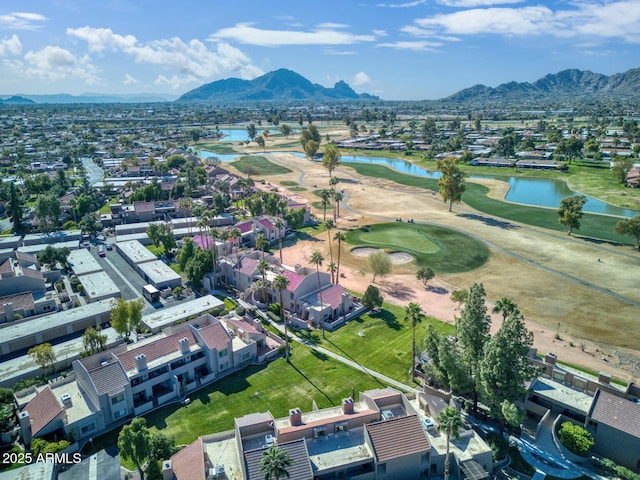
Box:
[333,191,344,221]
[229,227,241,289]
[327,261,336,284]
[260,445,292,480]
[319,189,332,222]
[492,297,519,322]
[310,250,325,338]
[436,406,463,480]
[333,231,345,284]
[324,219,334,264]
[218,229,229,285]
[256,232,267,261]
[274,217,285,264]
[273,274,291,362]
[209,226,220,276]
[404,302,424,382]
[257,258,269,304]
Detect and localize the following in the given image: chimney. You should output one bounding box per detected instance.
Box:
[598,372,611,385]
[3,303,14,322]
[342,397,354,415]
[544,353,557,366]
[162,460,174,480]
[135,354,147,371]
[289,408,302,426]
[19,411,32,445]
[178,337,190,354]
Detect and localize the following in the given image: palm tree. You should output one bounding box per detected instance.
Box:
[310,250,325,338]
[333,191,344,221]
[219,229,229,285]
[333,231,345,284]
[274,217,285,263]
[256,232,267,261]
[260,445,292,480]
[492,297,519,322]
[324,219,334,264]
[319,189,332,222]
[210,226,220,278]
[229,227,241,289]
[257,258,269,304]
[437,407,463,480]
[404,302,424,382]
[273,274,291,362]
[327,261,336,284]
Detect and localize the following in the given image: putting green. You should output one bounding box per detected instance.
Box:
[345,222,489,273]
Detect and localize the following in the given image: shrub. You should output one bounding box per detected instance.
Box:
[487,433,509,461]
[55,282,64,292]
[268,302,280,315]
[557,421,594,455]
[235,306,246,316]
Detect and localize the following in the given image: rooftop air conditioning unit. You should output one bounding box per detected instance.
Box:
[216,465,225,475]
[60,393,72,405]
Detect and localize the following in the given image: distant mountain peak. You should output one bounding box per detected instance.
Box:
[177,69,379,102]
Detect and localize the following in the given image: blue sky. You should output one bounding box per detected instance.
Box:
[1,0,639,100]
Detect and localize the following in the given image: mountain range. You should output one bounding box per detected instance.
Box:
[443,67,640,103]
[176,68,379,102]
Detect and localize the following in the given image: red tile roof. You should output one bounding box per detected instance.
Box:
[589,389,640,439]
[238,257,259,276]
[258,218,274,230]
[282,270,305,292]
[235,221,253,234]
[227,318,262,336]
[318,284,346,309]
[366,415,431,463]
[197,322,231,351]
[171,437,205,480]
[0,292,35,313]
[193,235,215,249]
[117,329,197,372]
[23,386,64,436]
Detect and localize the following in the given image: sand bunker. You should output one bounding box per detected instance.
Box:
[351,247,413,264]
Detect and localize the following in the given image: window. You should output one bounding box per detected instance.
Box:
[241,352,251,361]
[218,348,228,358]
[111,393,124,405]
[113,408,127,420]
[80,423,96,435]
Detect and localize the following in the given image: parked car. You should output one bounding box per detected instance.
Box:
[98,245,105,257]
[106,243,113,251]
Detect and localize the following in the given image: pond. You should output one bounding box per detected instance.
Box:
[215,127,282,142]
[196,149,638,217]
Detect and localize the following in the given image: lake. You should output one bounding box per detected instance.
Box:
[196,149,638,217]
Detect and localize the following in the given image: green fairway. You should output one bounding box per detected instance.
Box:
[231,155,292,176]
[345,222,490,273]
[196,143,237,155]
[343,162,633,245]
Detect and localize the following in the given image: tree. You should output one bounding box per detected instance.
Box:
[492,297,519,322]
[118,417,152,480]
[28,343,56,374]
[257,136,266,151]
[259,445,292,480]
[437,157,466,211]
[310,250,326,338]
[333,191,344,221]
[615,216,640,249]
[304,140,319,159]
[361,285,383,310]
[111,298,144,341]
[557,195,587,235]
[247,123,257,141]
[501,400,525,431]
[280,124,292,138]
[145,460,162,480]
[367,251,391,283]
[8,182,25,234]
[450,289,468,309]
[404,302,424,382]
[456,283,490,414]
[555,136,584,164]
[558,422,594,455]
[319,189,332,223]
[324,219,334,264]
[273,274,291,362]
[257,258,269,304]
[333,231,345,284]
[184,246,213,285]
[37,245,70,271]
[35,194,61,233]
[322,144,342,178]
[416,267,435,287]
[82,326,107,357]
[437,407,463,480]
[479,311,536,422]
[176,237,196,270]
[274,217,285,263]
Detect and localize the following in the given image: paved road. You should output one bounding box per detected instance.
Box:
[82,157,104,186]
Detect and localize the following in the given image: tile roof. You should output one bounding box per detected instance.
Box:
[23,386,64,436]
[87,360,129,396]
[238,257,259,276]
[282,270,305,293]
[235,221,253,234]
[227,318,262,336]
[318,285,346,309]
[365,415,431,463]
[192,234,215,249]
[133,201,155,212]
[589,389,640,439]
[171,437,205,480]
[197,322,231,351]
[244,439,313,480]
[0,258,13,275]
[258,218,274,230]
[117,329,198,373]
[0,291,35,312]
[21,267,44,280]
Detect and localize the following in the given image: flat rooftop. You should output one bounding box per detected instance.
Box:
[78,271,121,301]
[307,427,372,472]
[529,376,595,415]
[141,295,223,332]
[68,249,103,276]
[50,378,95,424]
[203,432,244,480]
[0,300,112,344]
[117,240,157,264]
[18,240,79,255]
[137,259,181,285]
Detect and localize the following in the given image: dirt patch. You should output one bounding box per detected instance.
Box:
[351,247,413,265]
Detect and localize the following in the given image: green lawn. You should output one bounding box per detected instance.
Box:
[196,143,237,155]
[84,344,384,452]
[231,155,292,176]
[342,162,633,245]
[345,222,490,273]
[279,180,307,192]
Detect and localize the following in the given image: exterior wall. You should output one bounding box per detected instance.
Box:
[232,341,257,368]
[590,424,640,472]
[0,275,45,297]
[65,410,105,442]
[377,451,428,480]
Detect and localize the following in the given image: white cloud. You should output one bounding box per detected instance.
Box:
[323,49,357,55]
[210,22,376,46]
[0,12,46,30]
[20,46,100,83]
[409,1,640,43]
[353,72,372,86]
[123,73,138,85]
[67,26,137,52]
[67,26,264,86]
[0,34,22,56]
[377,40,442,51]
[373,30,388,37]
[316,22,349,29]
